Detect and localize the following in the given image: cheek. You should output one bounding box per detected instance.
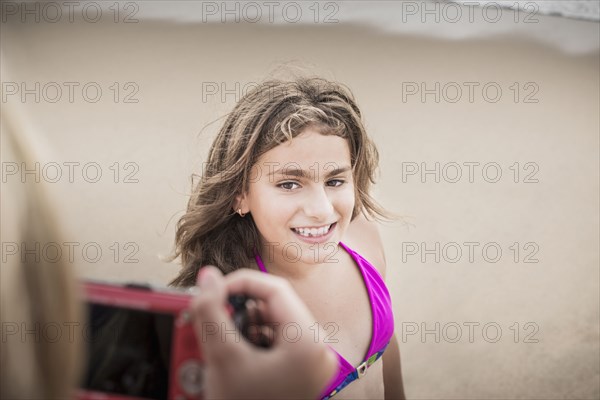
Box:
[335,185,356,232]
[250,189,296,235]
[336,183,356,212]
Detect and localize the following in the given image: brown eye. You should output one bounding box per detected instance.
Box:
[327,179,345,187]
[277,182,299,191]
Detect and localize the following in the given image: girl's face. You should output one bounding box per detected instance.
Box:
[237,127,355,270]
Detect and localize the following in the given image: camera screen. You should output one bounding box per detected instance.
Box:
[80,303,174,400]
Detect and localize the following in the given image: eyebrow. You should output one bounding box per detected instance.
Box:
[268,165,352,179]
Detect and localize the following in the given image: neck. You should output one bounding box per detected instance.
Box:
[256,242,337,282]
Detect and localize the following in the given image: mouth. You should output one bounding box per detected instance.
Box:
[290,222,337,239]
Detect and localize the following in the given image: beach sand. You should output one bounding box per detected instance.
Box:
[1,9,598,399]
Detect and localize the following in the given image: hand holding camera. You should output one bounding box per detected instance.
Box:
[191,266,338,400]
[79,267,337,400]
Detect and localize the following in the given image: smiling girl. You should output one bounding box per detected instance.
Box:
[171,77,405,399]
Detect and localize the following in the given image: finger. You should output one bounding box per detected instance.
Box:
[190,266,251,363]
[251,301,277,347]
[253,299,268,324]
[223,269,315,330]
[246,323,275,348]
[224,269,288,301]
[245,299,262,329]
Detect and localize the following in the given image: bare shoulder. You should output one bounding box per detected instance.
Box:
[343,213,387,278]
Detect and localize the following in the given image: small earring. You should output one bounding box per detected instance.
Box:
[237,208,246,218]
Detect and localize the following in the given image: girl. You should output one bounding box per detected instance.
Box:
[171,77,405,399]
[0,100,339,400]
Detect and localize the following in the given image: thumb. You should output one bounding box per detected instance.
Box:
[191,266,247,363]
[196,265,226,300]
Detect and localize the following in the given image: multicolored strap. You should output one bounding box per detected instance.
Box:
[321,342,390,399]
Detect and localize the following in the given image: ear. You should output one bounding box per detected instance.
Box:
[233,192,249,214]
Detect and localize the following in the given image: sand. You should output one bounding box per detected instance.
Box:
[1,5,598,398]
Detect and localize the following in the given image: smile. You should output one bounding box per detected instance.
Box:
[291,222,336,238]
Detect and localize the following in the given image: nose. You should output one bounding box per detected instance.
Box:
[302,185,334,222]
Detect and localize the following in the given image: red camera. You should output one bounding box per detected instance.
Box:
[76,280,251,400]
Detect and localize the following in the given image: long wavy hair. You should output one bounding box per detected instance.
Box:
[170,77,393,287]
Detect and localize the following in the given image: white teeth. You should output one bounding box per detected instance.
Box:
[293,224,332,237]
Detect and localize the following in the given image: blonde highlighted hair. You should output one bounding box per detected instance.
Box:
[170,77,394,287]
[0,105,84,399]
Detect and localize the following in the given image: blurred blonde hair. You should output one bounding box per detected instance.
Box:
[0,104,84,398]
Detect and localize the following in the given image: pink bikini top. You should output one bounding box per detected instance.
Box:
[253,241,395,399]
